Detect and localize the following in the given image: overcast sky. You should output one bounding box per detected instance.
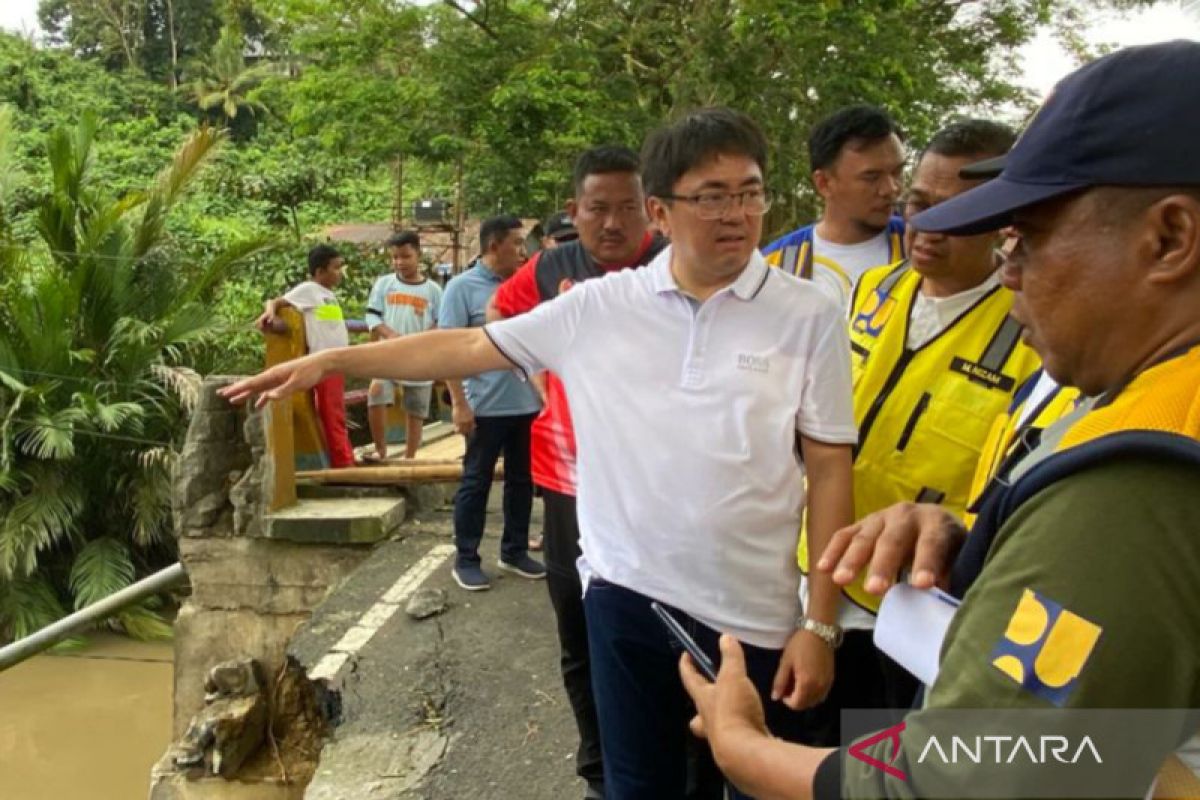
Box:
[1,0,1196,98]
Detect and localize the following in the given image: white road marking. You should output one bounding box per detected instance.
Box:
[308,543,455,682]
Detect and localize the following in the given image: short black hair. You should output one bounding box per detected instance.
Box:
[640,107,768,198]
[386,230,420,250]
[921,119,1017,165]
[572,145,641,195]
[479,214,522,252]
[307,244,340,276]
[809,105,902,173]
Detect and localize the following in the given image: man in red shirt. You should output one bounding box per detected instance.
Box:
[488,146,666,800]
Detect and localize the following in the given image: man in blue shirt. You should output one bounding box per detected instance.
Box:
[440,215,546,591]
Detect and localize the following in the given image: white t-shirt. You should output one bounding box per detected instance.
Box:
[811,229,894,308]
[906,271,1002,350]
[282,281,349,353]
[485,247,857,649]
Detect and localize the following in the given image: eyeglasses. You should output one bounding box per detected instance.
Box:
[659,188,773,220]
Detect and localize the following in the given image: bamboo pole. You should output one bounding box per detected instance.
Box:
[297,461,503,485]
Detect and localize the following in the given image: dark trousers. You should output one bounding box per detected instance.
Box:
[453,413,536,567]
[790,629,919,746]
[584,579,809,800]
[542,489,604,788]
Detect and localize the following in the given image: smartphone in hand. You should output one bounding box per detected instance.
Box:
[651,601,717,681]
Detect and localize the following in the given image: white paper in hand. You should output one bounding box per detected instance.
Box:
[873,584,961,686]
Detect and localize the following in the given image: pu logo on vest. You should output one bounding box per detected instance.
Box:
[991,589,1102,707]
[736,354,769,374]
[852,289,897,338]
[950,356,1016,392]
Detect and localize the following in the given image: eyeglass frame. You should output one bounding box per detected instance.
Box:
[656,188,774,220]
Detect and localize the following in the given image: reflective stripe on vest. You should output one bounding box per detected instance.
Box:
[964,375,1081,528]
[953,343,1200,614]
[799,260,1041,614]
[777,230,904,280]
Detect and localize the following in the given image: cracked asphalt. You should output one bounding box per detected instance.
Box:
[293,491,587,800]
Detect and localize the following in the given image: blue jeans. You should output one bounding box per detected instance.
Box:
[584,578,809,800]
[453,413,536,567]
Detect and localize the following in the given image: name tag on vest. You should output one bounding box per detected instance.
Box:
[950,356,1015,391]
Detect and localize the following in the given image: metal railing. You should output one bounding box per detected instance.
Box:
[0,563,187,672]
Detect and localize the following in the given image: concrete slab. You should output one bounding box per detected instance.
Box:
[265,497,407,544]
[296,484,408,501]
[291,494,582,799]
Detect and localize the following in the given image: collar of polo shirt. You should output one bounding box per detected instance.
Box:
[648,246,771,301]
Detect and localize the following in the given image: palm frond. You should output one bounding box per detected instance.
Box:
[134,127,226,259]
[68,537,135,611]
[0,468,84,578]
[0,573,69,642]
[105,317,164,367]
[115,605,173,641]
[174,234,280,306]
[0,104,24,217]
[150,365,201,412]
[0,369,28,394]
[15,409,85,460]
[74,395,145,433]
[136,447,174,471]
[126,450,175,548]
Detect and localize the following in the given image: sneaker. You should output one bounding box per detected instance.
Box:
[452,564,491,591]
[497,554,547,580]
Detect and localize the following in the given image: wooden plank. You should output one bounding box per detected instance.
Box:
[414,433,465,461]
[265,398,297,511]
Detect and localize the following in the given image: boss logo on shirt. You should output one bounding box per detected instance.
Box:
[736,354,770,374]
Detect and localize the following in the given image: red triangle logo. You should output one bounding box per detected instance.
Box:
[847,721,908,782]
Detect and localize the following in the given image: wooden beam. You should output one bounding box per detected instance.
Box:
[265,398,297,511]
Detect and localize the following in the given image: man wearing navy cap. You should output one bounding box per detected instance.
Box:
[683,40,1200,800]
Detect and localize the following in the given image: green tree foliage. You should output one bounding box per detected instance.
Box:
[0,111,275,644]
[247,0,1156,228]
[39,0,147,72]
[38,0,268,87]
[187,25,276,125]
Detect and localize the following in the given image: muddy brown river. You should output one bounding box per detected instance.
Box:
[0,633,173,800]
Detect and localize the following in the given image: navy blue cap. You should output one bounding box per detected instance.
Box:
[542,211,577,241]
[915,40,1200,235]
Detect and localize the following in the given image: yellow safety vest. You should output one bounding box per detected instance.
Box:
[799,260,1041,612]
[963,372,1081,528]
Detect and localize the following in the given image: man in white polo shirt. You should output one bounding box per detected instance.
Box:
[219,108,856,800]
